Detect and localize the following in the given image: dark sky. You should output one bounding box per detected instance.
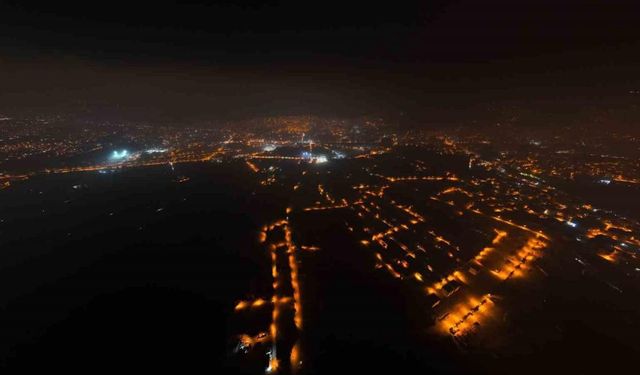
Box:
[1,0,639,123]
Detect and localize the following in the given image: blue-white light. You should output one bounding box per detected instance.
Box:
[332,150,346,159]
[566,220,578,228]
[111,150,129,160]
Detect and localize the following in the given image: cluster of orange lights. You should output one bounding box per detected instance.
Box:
[491,237,547,281]
[605,221,633,233]
[317,184,335,204]
[433,191,549,242]
[303,203,348,212]
[371,222,413,242]
[394,203,426,222]
[353,149,388,159]
[383,175,460,183]
[598,251,618,263]
[474,247,494,265]
[485,213,549,240]
[438,186,473,198]
[492,230,508,245]
[586,220,635,243]
[235,297,293,312]
[247,155,302,160]
[235,298,267,311]
[300,245,320,252]
[374,252,403,279]
[587,228,612,239]
[246,160,260,173]
[440,295,493,336]
[613,175,640,185]
[426,270,466,295]
[353,183,389,198]
[238,332,271,351]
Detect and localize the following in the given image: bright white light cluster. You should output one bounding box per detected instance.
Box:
[111,150,129,160]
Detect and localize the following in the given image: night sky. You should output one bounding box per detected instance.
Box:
[1,0,639,123]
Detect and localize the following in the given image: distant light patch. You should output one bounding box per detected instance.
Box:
[332,150,346,159]
[315,155,328,164]
[146,148,168,154]
[111,150,129,160]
